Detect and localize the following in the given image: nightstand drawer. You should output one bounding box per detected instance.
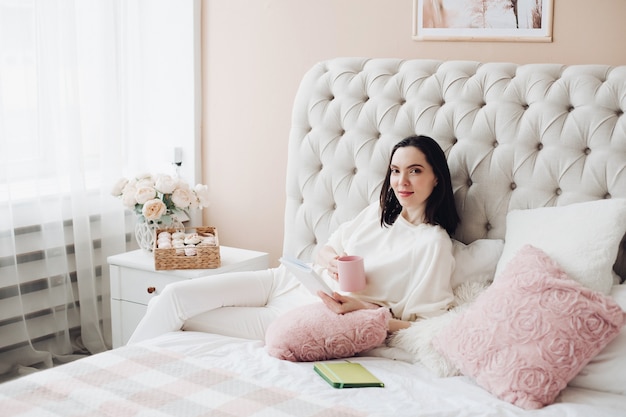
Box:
[113,269,183,305]
[110,299,147,345]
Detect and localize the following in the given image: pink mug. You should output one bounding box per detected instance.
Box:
[337,255,366,292]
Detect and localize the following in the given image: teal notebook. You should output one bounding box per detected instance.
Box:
[313,361,384,389]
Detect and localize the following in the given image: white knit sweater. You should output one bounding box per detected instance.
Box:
[325,203,455,321]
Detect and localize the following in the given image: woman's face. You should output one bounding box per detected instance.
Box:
[389,146,438,221]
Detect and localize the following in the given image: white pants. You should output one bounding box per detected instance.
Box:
[127,266,317,344]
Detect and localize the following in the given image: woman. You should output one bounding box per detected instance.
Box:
[128,135,459,344]
[316,135,459,332]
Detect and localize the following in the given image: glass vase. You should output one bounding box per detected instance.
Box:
[134,217,184,252]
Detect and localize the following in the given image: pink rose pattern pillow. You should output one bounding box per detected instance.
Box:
[265,302,390,362]
[433,245,626,410]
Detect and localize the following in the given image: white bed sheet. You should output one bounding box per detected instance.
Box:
[141,331,626,417]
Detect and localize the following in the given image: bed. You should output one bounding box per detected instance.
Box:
[1,58,626,416]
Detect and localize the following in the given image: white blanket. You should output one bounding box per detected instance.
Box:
[141,332,626,417]
[2,331,624,416]
[0,338,363,417]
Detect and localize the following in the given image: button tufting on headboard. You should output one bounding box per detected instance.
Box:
[284,59,626,272]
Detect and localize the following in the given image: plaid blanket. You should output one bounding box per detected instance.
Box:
[0,344,366,417]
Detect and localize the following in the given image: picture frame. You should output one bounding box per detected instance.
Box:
[412,0,553,42]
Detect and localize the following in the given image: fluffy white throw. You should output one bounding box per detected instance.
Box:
[387,281,489,377]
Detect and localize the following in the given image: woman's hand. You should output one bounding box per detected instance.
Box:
[387,318,411,333]
[315,246,346,281]
[317,291,378,314]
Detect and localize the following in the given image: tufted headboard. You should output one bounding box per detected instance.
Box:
[283,58,626,277]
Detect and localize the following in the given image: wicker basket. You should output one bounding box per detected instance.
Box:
[153,226,221,270]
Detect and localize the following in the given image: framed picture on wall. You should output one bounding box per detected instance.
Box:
[413,0,553,42]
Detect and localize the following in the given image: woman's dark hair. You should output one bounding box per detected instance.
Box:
[379,135,460,236]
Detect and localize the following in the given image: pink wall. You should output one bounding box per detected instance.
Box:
[201,0,626,265]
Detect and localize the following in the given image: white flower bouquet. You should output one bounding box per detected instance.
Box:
[111,173,210,225]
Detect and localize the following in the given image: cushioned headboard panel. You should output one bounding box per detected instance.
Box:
[283,58,626,274]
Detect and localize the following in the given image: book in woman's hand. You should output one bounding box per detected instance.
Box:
[279,256,334,296]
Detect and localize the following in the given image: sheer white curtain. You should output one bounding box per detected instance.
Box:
[0,0,129,380]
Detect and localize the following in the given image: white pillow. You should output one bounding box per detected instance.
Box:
[568,284,626,395]
[494,199,626,294]
[451,239,503,289]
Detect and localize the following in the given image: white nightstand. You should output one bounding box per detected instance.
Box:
[108,246,269,347]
